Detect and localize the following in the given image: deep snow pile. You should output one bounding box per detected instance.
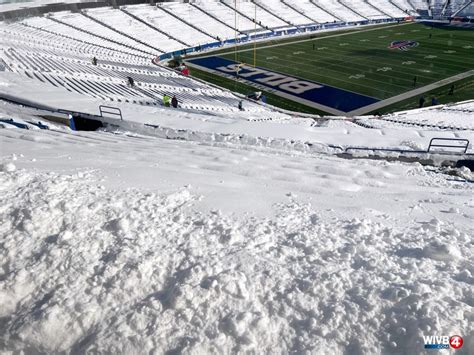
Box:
[0,130,474,354]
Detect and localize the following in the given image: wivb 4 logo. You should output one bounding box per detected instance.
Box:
[423,335,463,350]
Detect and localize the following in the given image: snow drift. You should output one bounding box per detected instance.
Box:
[0,165,472,354]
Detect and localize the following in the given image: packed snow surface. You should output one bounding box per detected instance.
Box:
[1,112,473,354]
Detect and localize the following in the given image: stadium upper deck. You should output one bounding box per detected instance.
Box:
[0,0,473,116]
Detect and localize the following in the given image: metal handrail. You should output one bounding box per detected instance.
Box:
[345,138,471,156]
[99,105,123,121]
[428,138,470,154]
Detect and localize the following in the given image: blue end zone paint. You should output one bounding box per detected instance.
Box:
[186,56,380,112]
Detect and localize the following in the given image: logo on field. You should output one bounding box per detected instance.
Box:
[389,40,419,51]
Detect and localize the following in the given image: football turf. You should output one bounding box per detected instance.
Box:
[188,22,474,115]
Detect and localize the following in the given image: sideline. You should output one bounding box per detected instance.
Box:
[347,70,474,116]
[192,22,413,59]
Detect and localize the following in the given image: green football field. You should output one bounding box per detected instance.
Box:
[188,22,474,115]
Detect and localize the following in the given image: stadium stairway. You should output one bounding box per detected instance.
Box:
[80,11,165,54]
[389,0,408,13]
[369,0,408,17]
[430,0,445,17]
[18,23,147,61]
[120,8,189,48]
[407,0,424,13]
[251,0,314,26]
[444,0,473,16]
[50,12,157,55]
[0,39,251,112]
[219,0,267,32]
[280,0,322,23]
[309,0,343,22]
[19,17,149,59]
[284,0,337,23]
[46,16,154,57]
[337,0,370,20]
[156,4,219,42]
[1,27,131,69]
[86,7,184,53]
[390,0,417,14]
[189,2,246,37]
[365,0,394,18]
[251,1,294,28]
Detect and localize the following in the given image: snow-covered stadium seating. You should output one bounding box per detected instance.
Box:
[123,4,215,48]
[367,0,408,18]
[223,0,289,29]
[454,0,474,17]
[0,19,274,114]
[443,0,471,16]
[2,1,416,58]
[254,0,315,26]
[283,0,337,23]
[390,0,418,15]
[410,0,430,16]
[312,0,365,22]
[192,1,260,33]
[0,0,427,118]
[339,0,387,20]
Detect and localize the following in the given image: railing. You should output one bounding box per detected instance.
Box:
[0,118,29,129]
[99,105,123,120]
[428,138,470,154]
[344,138,471,155]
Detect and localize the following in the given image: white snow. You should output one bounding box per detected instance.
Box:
[0,161,15,171]
[1,102,473,353]
[0,3,473,353]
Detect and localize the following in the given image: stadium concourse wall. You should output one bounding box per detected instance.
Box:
[154,17,413,64]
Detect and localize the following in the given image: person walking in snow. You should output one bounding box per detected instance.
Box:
[127,76,134,87]
[92,57,97,66]
[163,94,171,107]
[171,95,178,108]
[419,95,425,108]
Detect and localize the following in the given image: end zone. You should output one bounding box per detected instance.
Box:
[185,56,380,116]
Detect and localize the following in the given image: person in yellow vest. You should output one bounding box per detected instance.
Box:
[163,94,171,107]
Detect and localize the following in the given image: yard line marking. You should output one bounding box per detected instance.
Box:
[349,74,366,79]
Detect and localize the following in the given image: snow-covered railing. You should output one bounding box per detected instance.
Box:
[344,137,472,155]
[99,105,123,120]
[428,137,470,154]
